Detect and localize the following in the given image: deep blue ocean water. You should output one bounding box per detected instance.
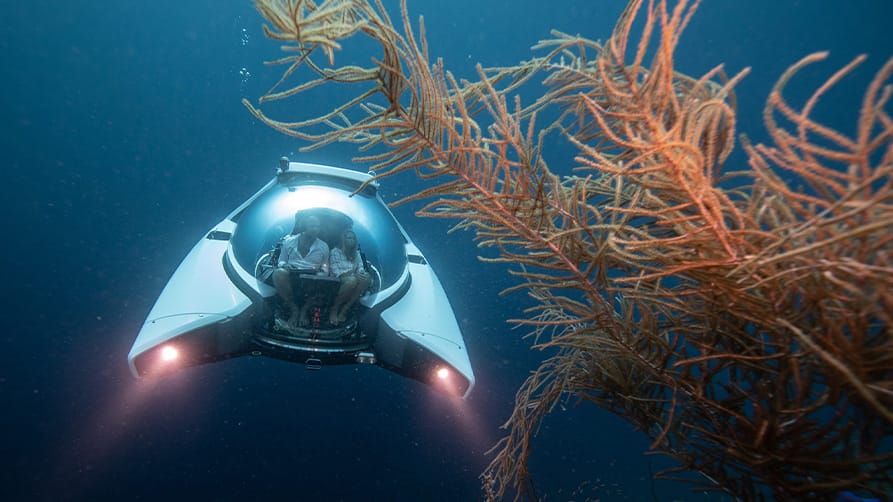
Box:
[2,1,890,500]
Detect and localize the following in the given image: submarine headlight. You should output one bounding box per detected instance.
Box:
[436,367,450,380]
[160,345,179,362]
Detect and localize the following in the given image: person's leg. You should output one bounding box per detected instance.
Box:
[273,268,300,326]
[330,275,357,324]
[298,294,312,327]
[336,274,371,322]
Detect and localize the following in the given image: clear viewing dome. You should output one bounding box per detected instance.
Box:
[230,180,408,289]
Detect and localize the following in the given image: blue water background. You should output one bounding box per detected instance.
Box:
[2,1,890,500]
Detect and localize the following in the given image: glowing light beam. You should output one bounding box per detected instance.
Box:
[160,345,179,362]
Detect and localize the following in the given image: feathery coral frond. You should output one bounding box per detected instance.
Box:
[246,0,893,499]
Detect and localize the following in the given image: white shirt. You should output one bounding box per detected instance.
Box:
[277,233,329,270]
[329,247,363,276]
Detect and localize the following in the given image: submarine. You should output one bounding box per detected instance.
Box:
[127,158,474,398]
